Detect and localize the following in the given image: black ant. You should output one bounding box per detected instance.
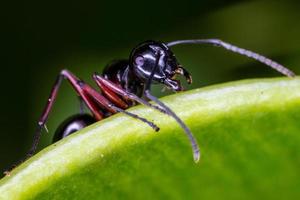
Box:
[6,39,296,174]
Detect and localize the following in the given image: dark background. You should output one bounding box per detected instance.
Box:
[1,0,300,172]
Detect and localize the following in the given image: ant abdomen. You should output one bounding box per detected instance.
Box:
[52,114,96,143]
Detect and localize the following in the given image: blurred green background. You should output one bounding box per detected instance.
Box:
[1,0,300,172]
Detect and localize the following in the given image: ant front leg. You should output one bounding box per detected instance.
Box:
[143,52,200,162]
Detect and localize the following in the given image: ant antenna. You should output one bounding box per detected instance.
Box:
[167,39,295,77]
[144,51,200,163]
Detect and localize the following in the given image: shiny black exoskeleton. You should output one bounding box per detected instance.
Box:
[129,41,192,91]
[102,41,192,95]
[53,114,96,143]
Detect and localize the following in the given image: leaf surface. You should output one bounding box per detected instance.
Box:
[1,77,300,200]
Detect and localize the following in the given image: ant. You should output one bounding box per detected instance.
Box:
[6,39,296,174]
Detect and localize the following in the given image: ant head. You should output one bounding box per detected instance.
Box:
[129,40,192,91]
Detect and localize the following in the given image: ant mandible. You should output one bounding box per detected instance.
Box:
[12,39,297,171]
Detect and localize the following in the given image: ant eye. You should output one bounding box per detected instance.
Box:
[135,56,144,66]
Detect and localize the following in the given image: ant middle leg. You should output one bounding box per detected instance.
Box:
[78,81,159,131]
[92,73,168,115]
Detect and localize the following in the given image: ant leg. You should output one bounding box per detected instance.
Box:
[30,70,104,157]
[78,82,159,131]
[110,105,159,131]
[143,90,200,162]
[78,96,85,114]
[94,81,128,109]
[92,73,167,114]
[144,52,200,162]
[5,70,104,173]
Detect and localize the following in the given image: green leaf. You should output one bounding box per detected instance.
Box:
[1,77,300,200]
